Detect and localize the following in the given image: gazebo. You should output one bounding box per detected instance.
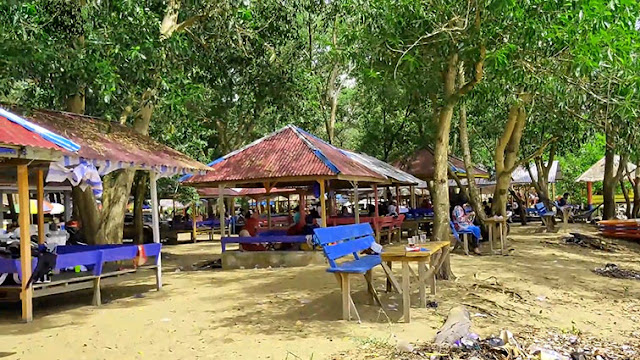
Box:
[183,125,389,231]
[576,156,636,208]
[1,106,210,322]
[0,108,75,322]
[394,148,489,181]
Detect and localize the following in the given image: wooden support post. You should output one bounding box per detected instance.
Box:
[17,165,33,322]
[299,192,306,224]
[149,171,162,290]
[587,181,593,210]
[267,195,272,229]
[191,203,197,243]
[229,197,235,234]
[319,180,327,227]
[410,186,416,208]
[373,184,379,242]
[354,181,360,224]
[218,185,225,237]
[37,169,45,245]
[0,190,3,231]
[395,185,400,205]
[92,278,102,306]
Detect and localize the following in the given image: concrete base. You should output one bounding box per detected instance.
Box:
[222,250,326,270]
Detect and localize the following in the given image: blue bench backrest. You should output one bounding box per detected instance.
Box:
[534,202,548,215]
[449,221,460,241]
[313,224,376,268]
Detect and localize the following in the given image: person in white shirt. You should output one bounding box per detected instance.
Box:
[388,200,398,216]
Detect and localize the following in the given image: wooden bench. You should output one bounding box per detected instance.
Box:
[327,216,374,227]
[313,223,383,321]
[373,215,404,244]
[0,243,161,310]
[220,235,307,252]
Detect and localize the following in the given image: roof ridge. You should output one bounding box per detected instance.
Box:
[290,126,340,174]
[179,125,294,182]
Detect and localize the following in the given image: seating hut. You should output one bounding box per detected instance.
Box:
[1,107,210,322]
[183,125,388,237]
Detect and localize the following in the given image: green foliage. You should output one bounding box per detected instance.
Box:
[0,0,639,206]
[557,133,607,204]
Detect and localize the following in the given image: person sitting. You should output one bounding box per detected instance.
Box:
[388,200,398,217]
[483,200,492,216]
[452,196,482,255]
[420,197,433,209]
[240,210,267,251]
[557,192,569,207]
[341,206,350,216]
[292,205,301,225]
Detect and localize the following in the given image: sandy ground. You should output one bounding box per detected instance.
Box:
[1,223,639,359]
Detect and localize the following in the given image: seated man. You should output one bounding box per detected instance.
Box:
[452,196,482,255]
[240,210,267,251]
[557,192,570,207]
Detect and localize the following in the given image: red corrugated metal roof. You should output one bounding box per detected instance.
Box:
[198,187,296,197]
[186,126,386,186]
[18,108,209,172]
[302,131,383,178]
[0,116,64,151]
[394,148,489,180]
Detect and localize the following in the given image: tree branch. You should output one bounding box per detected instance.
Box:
[508,137,557,173]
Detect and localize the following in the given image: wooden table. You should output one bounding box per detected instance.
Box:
[484,217,507,255]
[380,241,451,323]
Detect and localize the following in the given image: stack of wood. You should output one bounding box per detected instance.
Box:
[562,232,616,252]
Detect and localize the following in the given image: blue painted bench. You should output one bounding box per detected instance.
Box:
[450,221,474,256]
[313,223,383,321]
[0,243,162,307]
[535,202,556,230]
[220,235,307,252]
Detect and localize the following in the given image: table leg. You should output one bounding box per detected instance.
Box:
[500,222,505,255]
[365,270,374,305]
[385,261,393,292]
[418,260,426,308]
[488,223,494,254]
[402,261,411,323]
[340,273,351,320]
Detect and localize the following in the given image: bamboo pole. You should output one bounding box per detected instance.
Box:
[218,185,225,237]
[149,171,162,290]
[319,180,327,227]
[17,165,33,322]
[37,169,45,245]
[354,181,360,224]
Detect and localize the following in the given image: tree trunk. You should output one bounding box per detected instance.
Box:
[632,163,640,218]
[95,169,137,244]
[492,100,529,217]
[432,104,455,241]
[71,186,100,244]
[133,171,148,244]
[458,97,485,224]
[493,172,512,217]
[509,188,528,225]
[65,90,85,114]
[602,130,617,219]
[620,179,631,219]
